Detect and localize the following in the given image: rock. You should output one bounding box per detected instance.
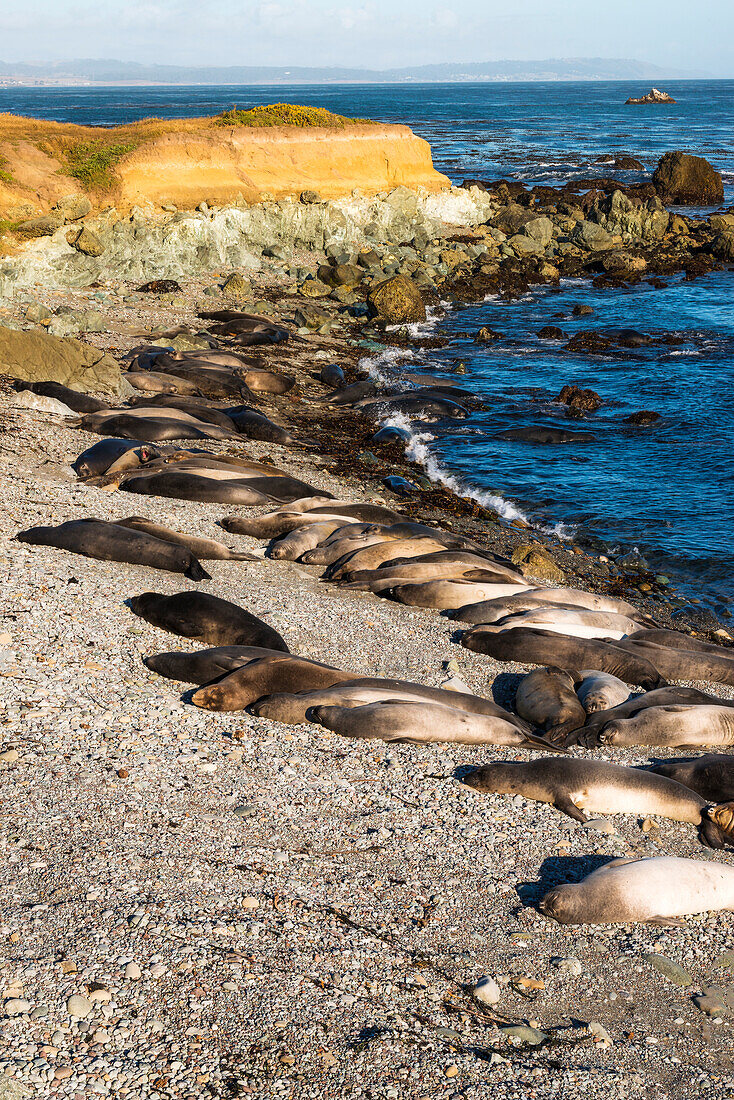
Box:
[15,213,65,239]
[589,1021,614,1047]
[595,154,645,171]
[653,152,724,205]
[66,993,92,1017]
[571,220,619,251]
[368,275,426,324]
[3,998,31,1016]
[10,390,77,417]
[511,543,565,584]
[222,272,251,300]
[0,324,122,394]
[714,949,734,970]
[124,961,142,980]
[300,190,322,204]
[300,278,332,299]
[500,1025,546,1046]
[581,817,616,834]
[523,216,554,246]
[693,985,733,1017]
[24,301,52,323]
[626,88,676,105]
[593,190,669,242]
[0,1078,32,1099]
[69,227,105,256]
[472,975,501,1005]
[54,194,92,221]
[538,325,566,339]
[554,384,603,412]
[603,251,647,276]
[642,954,692,987]
[552,957,583,977]
[137,279,182,294]
[476,326,501,343]
[508,234,544,256]
[624,410,660,425]
[710,232,734,261]
[572,304,594,317]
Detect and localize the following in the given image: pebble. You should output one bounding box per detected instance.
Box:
[66,994,92,1018]
[124,962,142,980]
[552,956,583,977]
[472,975,501,1005]
[4,998,31,1016]
[642,954,692,987]
[693,985,732,1016]
[500,1025,546,1046]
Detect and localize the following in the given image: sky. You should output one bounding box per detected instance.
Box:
[0,0,731,75]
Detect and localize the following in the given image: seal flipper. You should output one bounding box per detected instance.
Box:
[646,916,687,927]
[553,795,588,823]
[186,559,212,582]
[519,731,570,755]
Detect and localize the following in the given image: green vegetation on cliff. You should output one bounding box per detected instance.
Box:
[63,140,139,190]
[212,103,372,129]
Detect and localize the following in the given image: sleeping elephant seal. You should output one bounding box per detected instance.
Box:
[614,637,734,686]
[26,381,107,413]
[449,589,646,624]
[487,606,648,641]
[515,667,587,742]
[460,627,665,690]
[593,705,734,748]
[388,578,531,610]
[127,395,236,431]
[15,519,210,581]
[576,670,631,713]
[144,646,287,684]
[310,700,563,749]
[73,439,161,479]
[649,754,734,803]
[582,685,734,734]
[120,470,320,506]
[128,590,288,651]
[190,654,354,711]
[539,856,734,925]
[226,406,293,444]
[77,409,235,442]
[463,758,730,849]
[116,517,257,561]
[124,371,203,396]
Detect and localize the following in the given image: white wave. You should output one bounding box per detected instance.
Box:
[386,304,442,340]
[361,346,419,384]
[382,411,531,524]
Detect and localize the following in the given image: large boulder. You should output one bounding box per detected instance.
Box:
[571,220,620,252]
[653,152,724,206]
[591,190,669,242]
[367,275,426,324]
[0,325,122,394]
[711,232,734,261]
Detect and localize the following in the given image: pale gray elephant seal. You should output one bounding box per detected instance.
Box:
[515,667,587,742]
[576,670,631,713]
[128,591,288,651]
[594,705,734,748]
[582,686,734,734]
[462,758,730,848]
[649,754,734,803]
[539,856,734,925]
[310,700,563,749]
[15,519,210,581]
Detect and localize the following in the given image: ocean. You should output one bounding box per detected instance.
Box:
[1,80,732,615]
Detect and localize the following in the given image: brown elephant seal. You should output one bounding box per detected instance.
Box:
[221,502,401,538]
[461,627,665,690]
[26,381,107,413]
[15,519,210,581]
[238,369,294,395]
[515,667,587,742]
[128,395,237,431]
[539,856,734,925]
[116,517,257,561]
[576,670,631,713]
[593,705,734,748]
[389,579,531,610]
[325,538,455,580]
[120,470,320,506]
[77,409,235,442]
[145,357,255,400]
[128,591,288,651]
[449,589,645,624]
[250,677,532,730]
[72,439,161,479]
[309,700,562,749]
[582,686,734,733]
[649,754,734,803]
[226,406,293,444]
[125,371,203,396]
[614,637,734,686]
[269,522,349,560]
[462,758,730,848]
[144,646,285,684]
[190,654,353,711]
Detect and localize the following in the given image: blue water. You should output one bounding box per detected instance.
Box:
[1,80,733,611]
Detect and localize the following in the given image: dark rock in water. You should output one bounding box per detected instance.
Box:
[572,304,595,317]
[607,328,652,347]
[653,152,724,205]
[554,384,603,413]
[367,275,426,324]
[672,606,724,634]
[137,279,182,294]
[624,410,661,425]
[602,252,648,276]
[372,425,411,445]
[538,325,567,340]
[382,475,420,497]
[565,331,614,354]
[626,88,676,105]
[476,326,502,343]
[498,426,595,444]
[595,154,645,170]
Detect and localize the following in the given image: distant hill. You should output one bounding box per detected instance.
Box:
[0,57,702,86]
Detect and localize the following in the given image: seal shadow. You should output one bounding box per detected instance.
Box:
[489,671,522,709]
[516,854,616,908]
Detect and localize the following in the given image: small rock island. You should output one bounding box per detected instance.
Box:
[626,87,677,105]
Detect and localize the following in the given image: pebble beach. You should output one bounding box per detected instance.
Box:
[1,263,734,1100]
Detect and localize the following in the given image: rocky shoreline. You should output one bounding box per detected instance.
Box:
[0,155,733,1100]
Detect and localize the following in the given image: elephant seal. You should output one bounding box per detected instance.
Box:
[72,439,161,479]
[497,427,595,444]
[462,758,730,848]
[128,591,288,650]
[539,856,734,925]
[389,579,532,610]
[15,519,210,581]
[116,517,257,561]
[128,395,236,431]
[582,686,734,733]
[320,363,345,388]
[576,670,631,713]
[593,705,734,748]
[125,371,203,396]
[221,501,400,539]
[325,381,378,405]
[77,409,235,442]
[449,589,645,624]
[614,637,734,686]
[26,381,106,413]
[460,627,665,690]
[190,654,354,711]
[238,369,294,395]
[487,606,648,641]
[515,667,587,741]
[146,359,254,400]
[250,677,533,730]
[310,700,563,749]
[226,406,292,444]
[325,538,455,580]
[120,470,320,506]
[649,755,734,803]
[144,646,286,684]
